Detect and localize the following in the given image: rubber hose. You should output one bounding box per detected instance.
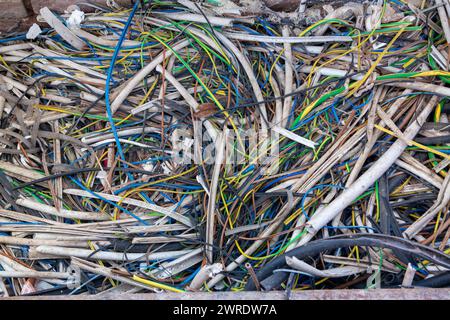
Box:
[244,234,450,291]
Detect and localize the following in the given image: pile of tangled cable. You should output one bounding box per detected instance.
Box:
[0,0,449,296]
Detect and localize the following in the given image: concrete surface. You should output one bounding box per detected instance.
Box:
[2,289,450,300]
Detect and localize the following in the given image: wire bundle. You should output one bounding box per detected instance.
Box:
[0,0,449,296]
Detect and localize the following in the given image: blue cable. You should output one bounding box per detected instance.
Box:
[178,267,200,287]
[0,35,27,44]
[69,177,149,225]
[103,1,155,205]
[105,0,140,162]
[300,184,344,220]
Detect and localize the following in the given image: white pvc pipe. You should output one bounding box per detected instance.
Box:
[286,256,366,278]
[16,198,111,221]
[0,236,93,248]
[206,131,226,261]
[35,245,193,261]
[222,32,353,44]
[0,271,70,279]
[188,263,222,291]
[81,127,159,144]
[155,12,237,27]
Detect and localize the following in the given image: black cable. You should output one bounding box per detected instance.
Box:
[415,135,450,144]
[12,167,174,190]
[244,233,450,291]
[413,271,450,288]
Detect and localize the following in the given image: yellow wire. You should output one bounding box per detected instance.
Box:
[347,25,407,97]
[391,176,412,196]
[374,124,450,161]
[132,275,184,293]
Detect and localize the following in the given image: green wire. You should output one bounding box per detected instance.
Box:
[375,181,380,222]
